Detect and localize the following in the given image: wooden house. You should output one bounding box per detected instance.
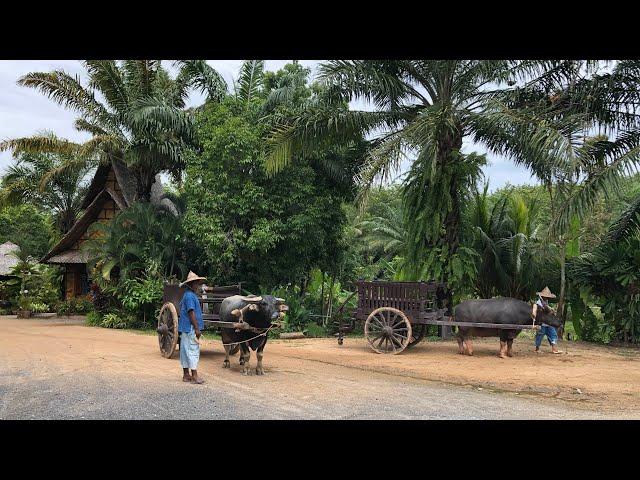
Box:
[40,160,170,299]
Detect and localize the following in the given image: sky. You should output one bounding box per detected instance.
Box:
[0,60,537,192]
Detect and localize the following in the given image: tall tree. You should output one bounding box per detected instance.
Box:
[0,60,227,202]
[0,133,91,233]
[265,60,573,288]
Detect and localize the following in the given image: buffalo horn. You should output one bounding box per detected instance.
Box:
[240,295,262,303]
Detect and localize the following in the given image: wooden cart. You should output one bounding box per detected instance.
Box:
[336,280,540,354]
[156,283,244,358]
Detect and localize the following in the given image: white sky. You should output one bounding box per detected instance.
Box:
[0,60,536,191]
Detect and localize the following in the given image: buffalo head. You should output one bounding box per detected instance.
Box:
[536,304,562,329]
[236,295,288,329]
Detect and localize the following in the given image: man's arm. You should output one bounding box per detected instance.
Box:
[186,294,201,338]
[189,310,201,338]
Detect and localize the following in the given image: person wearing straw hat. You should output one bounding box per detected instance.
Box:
[178,271,207,384]
[534,286,562,354]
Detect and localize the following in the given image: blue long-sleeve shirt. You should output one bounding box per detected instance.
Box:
[178,288,204,333]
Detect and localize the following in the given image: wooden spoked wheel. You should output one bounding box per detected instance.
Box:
[157,302,178,358]
[365,307,412,354]
[407,324,426,349]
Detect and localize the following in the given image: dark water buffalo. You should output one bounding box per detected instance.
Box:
[219,295,287,375]
[454,297,562,358]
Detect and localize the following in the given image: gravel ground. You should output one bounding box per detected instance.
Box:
[0,316,636,419]
[0,365,615,420]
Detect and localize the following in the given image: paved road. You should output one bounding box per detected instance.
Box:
[0,317,623,419]
[0,372,615,420]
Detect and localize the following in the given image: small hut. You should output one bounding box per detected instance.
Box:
[40,160,169,299]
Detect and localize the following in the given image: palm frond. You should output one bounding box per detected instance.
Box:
[237,60,264,106]
[17,70,113,126]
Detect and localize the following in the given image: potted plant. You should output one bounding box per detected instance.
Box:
[17,295,32,318]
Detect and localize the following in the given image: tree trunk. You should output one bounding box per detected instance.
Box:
[558,240,567,335]
[320,271,325,317]
[326,273,335,327]
[59,209,78,234]
[439,130,463,283]
[135,170,154,203]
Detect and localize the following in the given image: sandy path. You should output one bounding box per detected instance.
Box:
[1,316,639,418]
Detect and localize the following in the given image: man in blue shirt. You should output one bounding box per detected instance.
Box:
[178,271,207,384]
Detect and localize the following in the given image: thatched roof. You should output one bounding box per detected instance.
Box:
[46,249,90,264]
[0,241,20,276]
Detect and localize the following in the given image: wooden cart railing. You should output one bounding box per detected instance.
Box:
[337,279,540,354]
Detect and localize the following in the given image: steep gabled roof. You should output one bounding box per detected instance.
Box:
[81,160,137,209]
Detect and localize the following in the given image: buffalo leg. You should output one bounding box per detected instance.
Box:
[222,343,231,368]
[240,344,252,375]
[465,338,473,356]
[255,342,266,376]
[506,339,514,357]
[499,340,507,359]
[456,336,466,355]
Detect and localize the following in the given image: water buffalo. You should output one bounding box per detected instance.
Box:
[219,294,288,375]
[454,297,562,358]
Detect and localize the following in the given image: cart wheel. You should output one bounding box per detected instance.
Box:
[157,302,178,358]
[407,324,426,348]
[229,344,240,356]
[365,307,412,354]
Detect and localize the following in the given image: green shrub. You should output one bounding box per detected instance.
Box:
[100,312,136,329]
[30,302,49,313]
[56,297,94,316]
[118,277,162,326]
[85,311,103,326]
[18,297,32,310]
[304,322,327,338]
[75,297,94,314]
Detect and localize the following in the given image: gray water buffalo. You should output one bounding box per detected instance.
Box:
[454,297,562,358]
[219,294,288,375]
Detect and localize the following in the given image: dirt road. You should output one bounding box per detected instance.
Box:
[1,316,639,419]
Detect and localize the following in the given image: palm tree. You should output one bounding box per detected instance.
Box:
[357,199,406,260]
[265,60,573,285]
[547,61,640,237]
[0,133,91,233]
[0,60,227,202]
[82,202,187,284]
[469,185,544,299]
[490,60,640,318]
[468,183,510,297]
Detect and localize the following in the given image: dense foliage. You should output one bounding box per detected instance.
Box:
[182,64,363,292]
[0,204,55,258]
[0,141,90,234]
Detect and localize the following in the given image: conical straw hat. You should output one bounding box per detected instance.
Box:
[537,286,556,298]
[179,271,207,287]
